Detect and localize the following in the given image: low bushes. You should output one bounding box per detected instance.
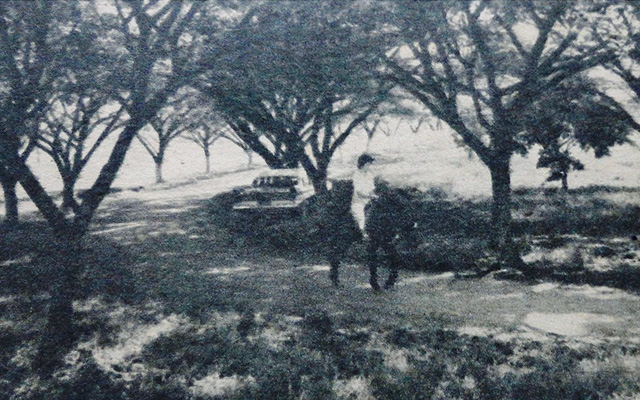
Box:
[208,184,640,287]
[11,311,640,399]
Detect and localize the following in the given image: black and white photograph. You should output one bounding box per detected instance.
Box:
[2,0,640,398]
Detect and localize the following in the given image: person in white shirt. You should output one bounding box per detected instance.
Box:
[351,153,376,234]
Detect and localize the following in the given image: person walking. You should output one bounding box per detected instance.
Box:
[352,153,405,291]
[351,153,377,234]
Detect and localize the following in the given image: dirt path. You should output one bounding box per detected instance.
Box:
[86,171,640,346]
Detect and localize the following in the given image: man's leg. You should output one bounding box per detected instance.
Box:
[328,247,341,287]
[382,239,400,289]
[367,237,381,290]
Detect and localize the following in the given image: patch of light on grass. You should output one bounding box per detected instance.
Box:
[479,292,525,301]
[0,318,16,329]
[283,315,303,323]
[88,314,186,373]
[250,327,292,350]
[164,228,187,235]
[0,295,16,304]
[524,312,617,337]
[92,222,147,235]
[73,297,110,313]
[531,282,560,293]
[205,266,252,275]
[0,255,32,266]
[526,247,575,264]
[428,272,455,280]
[191,372,255,398]
[333,376,375,400]
[588,257,618,272]
[395,272,455,287]
[150,207,195,214]
[458,326,494,337]
[299,264,330,272]
[384,349,410,372]
[494,328,551,343]
[398,276,430,286]
[564,285,640,301]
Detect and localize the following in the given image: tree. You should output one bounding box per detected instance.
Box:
[0,1,54,224]
[197,1,394,191]
[537,143,585,191]
[594,1,640,131]
[523,78,635,191]
[136,91,197,183]
[38,93,126,211]
[0,0,206,374]
[183,109,228,175]
[0,129,38,225]
[383,0,614,262]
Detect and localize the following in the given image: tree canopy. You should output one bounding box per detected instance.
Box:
[382,0,621,259]
[196,0,396,189]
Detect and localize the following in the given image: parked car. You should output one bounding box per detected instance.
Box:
[231,169,315,214]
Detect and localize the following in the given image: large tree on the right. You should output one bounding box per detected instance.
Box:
[384,0,614,263]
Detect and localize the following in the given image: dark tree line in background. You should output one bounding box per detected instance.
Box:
[2,0,640,374]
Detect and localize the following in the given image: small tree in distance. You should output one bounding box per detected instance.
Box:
[524,78,636,191]
[183,111,228,175]
[536,141,585,191]
[136,92,198,184]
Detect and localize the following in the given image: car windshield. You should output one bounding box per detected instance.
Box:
[253,175,298,188]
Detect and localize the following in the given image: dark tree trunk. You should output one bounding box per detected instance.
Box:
[301,156,329,194]
[155,159,164,184]
[204,146,211,175]
[488,155,519,265]
[561,173,569,192]
[1,173,19,225]
[35,235,83,377]
[61,176,79,212]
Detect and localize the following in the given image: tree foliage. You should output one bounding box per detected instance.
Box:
[523,77,635,189]
[197,0,395,190]
[383,0,616,259]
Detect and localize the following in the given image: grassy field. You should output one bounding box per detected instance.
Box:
[2,172,640,399]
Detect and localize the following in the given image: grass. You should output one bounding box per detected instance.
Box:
[2,184,640,398]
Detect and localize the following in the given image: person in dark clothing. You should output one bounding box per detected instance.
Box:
[354,154,420,290]
[318,154,419,289]
[322,179,361,287]
[365,180,418,290]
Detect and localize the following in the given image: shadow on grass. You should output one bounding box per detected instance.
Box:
[0,222,138,302]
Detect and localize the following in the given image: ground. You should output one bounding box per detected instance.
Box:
[2,168,640,399]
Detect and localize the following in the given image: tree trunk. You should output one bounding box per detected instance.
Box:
[204,146,211,175]
[246,151,253,168]
[1,174,19,225]
[35,235,82,377]
[61,176,79,212]
[308,164,329,194]
[155,159,164,184]
[488,155,520,265]
[561,173,569,192]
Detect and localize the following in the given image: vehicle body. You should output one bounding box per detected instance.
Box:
[231,168,315,213]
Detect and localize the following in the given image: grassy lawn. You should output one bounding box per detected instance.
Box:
[1,182,640,399]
